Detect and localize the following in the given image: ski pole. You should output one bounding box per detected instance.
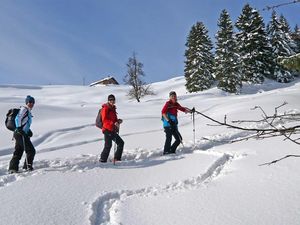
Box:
[113,142,117,165]
[175,127,184,147]
[113,125,120,165]
[192,107,195,146]
[22,135,29,171]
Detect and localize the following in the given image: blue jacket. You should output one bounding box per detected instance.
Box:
[161,100,187,128]
[15,106,32,134]
[162,113,178,128]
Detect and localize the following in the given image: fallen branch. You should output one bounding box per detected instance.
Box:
[193,103,300,165]
[259,155,300,166]
[193,104,300,145]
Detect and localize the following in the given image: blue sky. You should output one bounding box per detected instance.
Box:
[0,0,299,85]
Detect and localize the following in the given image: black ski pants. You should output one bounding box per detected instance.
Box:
[101,130,124,162]
[9,132,36,171]
[163,126,182,154]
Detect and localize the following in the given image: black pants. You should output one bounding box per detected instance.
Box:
[163,127,182,154]
[101,130,124,162]
[9,132,36,171]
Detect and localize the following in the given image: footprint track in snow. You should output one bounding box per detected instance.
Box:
[87,153,237,225]
[0,130,248,188]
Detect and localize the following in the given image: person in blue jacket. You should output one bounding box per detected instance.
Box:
[161,91,192,155]
[8,96,36,173]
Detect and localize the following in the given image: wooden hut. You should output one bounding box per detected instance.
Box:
[89,76,119,86]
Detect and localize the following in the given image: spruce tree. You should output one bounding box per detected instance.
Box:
[235,4,273,83]
[267,11,294,82]
[215,9,241,93]
[184,22,214,92]
[292,25,300,53]
[279,14,297,53]
[279,14,291,33]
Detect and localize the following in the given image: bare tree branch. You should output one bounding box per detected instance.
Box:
[259,155,300,166]
[195,102,300,145]
[193,103,300,165]
[262,0,300,11]
[194,106,300,140]
[232,113,300,124]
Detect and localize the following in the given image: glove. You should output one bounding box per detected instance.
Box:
[117,119,123,124]
[15,127,26,136]
[27,129,33,138]
[114,122,120,132]
[168,120,176,128]
[186,107,195,114]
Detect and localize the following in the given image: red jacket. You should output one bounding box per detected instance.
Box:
[161,100,187,117]
[101,103,118,132]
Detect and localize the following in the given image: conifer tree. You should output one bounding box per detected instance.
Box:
[235,4,273,83]
[267,11,295,82]
[184,22,214,92]
[279,14,297,53]
[279,14,291,34]
[292,24,300,53]
[215,9,241,93]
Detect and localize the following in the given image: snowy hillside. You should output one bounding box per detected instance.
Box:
[1,77,300,225]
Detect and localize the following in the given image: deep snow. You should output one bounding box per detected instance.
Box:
[0,77,300,225]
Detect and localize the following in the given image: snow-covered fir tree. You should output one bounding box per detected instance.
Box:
[279,14,291,33]
[267,11,295,82]
[184,22,214,92]
[214,9,241,93]
[292,24,300,53]
[279,14,297,53]
[235,4,273,83]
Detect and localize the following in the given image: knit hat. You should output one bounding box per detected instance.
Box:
[107,94,115,101]
[169,91,176,97]
[25,95,35,104]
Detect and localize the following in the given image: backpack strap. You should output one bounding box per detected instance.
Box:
[18,107,29,128]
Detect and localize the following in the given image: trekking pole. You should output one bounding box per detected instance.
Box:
[175,127,184,147]
[22,135,29,171]
[113,136,117,165]
[192,107,195,146]
[113,125,120,165]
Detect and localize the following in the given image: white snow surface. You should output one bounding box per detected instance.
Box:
[1,77,300,225]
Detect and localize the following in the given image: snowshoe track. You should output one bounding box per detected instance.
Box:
[88,153,234,225]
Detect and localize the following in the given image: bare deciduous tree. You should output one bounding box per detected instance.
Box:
[124,52,153,102]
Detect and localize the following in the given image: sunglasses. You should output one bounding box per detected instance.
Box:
[28,101,35,104]
[108,99,115,101]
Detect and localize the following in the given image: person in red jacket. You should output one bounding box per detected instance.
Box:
[100,94,124,163]
[161,91,192,155]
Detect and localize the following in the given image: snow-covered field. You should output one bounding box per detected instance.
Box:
[1,77,300,225]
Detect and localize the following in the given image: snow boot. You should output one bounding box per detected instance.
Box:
[99,159,107,163]
[8,169,18,174]
[112,158,121,163]
[23,164,34,171]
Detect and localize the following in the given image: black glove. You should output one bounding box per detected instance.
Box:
[15,127,26,136]
[27,129,33,138]
[114,122,120,133]
[168,120,176,128]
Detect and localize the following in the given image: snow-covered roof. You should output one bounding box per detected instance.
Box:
[89,76,119,86]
